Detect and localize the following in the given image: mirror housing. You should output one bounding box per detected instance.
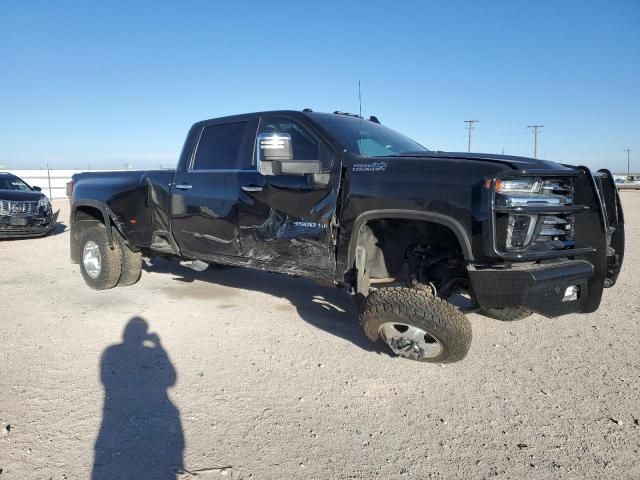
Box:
[257,133,322,176]
[271,160,321,176]
[32,186,42,192]
[258,132,293,163]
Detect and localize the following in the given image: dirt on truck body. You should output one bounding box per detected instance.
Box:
[69,109,625,363]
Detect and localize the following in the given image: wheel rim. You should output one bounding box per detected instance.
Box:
[83,240,102,278]
[378,322,443,360]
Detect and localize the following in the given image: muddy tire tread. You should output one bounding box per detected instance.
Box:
[113,227,142,287]
[78,224,122,290]
[358,287,472,363]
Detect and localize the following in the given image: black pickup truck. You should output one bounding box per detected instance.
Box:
[70,110,625,363]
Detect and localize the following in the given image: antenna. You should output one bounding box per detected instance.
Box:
[357,81,363,154]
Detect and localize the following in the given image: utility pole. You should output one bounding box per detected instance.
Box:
[527,125,544,159]
[464,120,479,152]
[625,148,633,178]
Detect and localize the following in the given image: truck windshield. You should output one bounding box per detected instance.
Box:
[310,113,429,157]
[0,175,31,191]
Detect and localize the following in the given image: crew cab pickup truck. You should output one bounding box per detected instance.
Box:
[70,110,625,363]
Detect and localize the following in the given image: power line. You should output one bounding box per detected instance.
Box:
[464,120,479,152]
[527,125,544,159]
[625,148,633,177]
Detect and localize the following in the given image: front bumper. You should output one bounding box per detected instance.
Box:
[468,260,595,318]
[0,211,57,238]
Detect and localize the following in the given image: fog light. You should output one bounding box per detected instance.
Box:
[506,214,538,250]
[562,285,579,302]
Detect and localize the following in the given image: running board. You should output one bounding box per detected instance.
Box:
[179,260,209,272]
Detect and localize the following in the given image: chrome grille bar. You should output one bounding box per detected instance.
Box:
[0,200,39,217]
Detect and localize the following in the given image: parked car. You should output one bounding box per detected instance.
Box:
[615,177,640,190]
[69,110,625,363]
[0,172,57,238]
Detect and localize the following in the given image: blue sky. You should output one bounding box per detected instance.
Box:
[0,0,638,172]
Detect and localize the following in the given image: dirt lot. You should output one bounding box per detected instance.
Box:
[1,193,639,480]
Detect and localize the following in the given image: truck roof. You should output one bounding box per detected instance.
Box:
[192,109,379,127]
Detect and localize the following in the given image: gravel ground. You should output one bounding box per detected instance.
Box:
[1,193,639,480]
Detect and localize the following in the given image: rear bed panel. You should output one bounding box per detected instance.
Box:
[71,170,174,248]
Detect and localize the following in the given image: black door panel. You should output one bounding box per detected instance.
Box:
[237,178,338,276]
[171,171,263,258]
[234,115,340,278]
[171,118,259,260]
[171,114,341,280]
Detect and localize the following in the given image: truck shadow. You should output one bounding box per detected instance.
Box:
[145,259,387,355]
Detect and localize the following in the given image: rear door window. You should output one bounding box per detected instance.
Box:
[192,121,250,170]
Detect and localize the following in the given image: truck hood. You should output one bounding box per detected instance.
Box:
[0,189,44,201]
[387,151,573,172]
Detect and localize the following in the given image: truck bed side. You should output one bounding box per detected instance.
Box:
[71,170,175,250]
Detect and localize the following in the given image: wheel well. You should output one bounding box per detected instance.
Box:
[352,218,469,296]
[71,205,113,264]
[74,205,105,223]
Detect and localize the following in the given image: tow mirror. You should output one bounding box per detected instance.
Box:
[257,133,321,176]
[258,133,293,163]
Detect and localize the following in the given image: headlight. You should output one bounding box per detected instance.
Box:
[37,196,50,212]
[495,178,541,194]
[496,177,572,207]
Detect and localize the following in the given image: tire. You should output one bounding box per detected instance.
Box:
[113,227,142,286]
[359,287,472,363]
[480,307,532,322]
[78,224,122,290]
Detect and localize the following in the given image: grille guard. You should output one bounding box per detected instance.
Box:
[593,169,625,287]
[484,167,625,315]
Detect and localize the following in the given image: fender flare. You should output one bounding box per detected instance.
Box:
[345,209,474,270]
[71,200,114,246]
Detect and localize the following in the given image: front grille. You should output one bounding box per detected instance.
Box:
[530,178,575,251]
[0,200,39,217]
[494,176,576,254]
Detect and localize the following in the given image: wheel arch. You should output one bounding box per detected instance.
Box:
[345,209,474,273]
[70,201,114,263]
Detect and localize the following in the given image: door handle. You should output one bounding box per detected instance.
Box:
[175,184,192,190]
[241,185,263,192]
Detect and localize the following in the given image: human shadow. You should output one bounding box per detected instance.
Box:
[146,258,386,355]
[92,317,184,480]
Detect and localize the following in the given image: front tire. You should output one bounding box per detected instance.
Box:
[359,287,472,363]
[79,224,122,290]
